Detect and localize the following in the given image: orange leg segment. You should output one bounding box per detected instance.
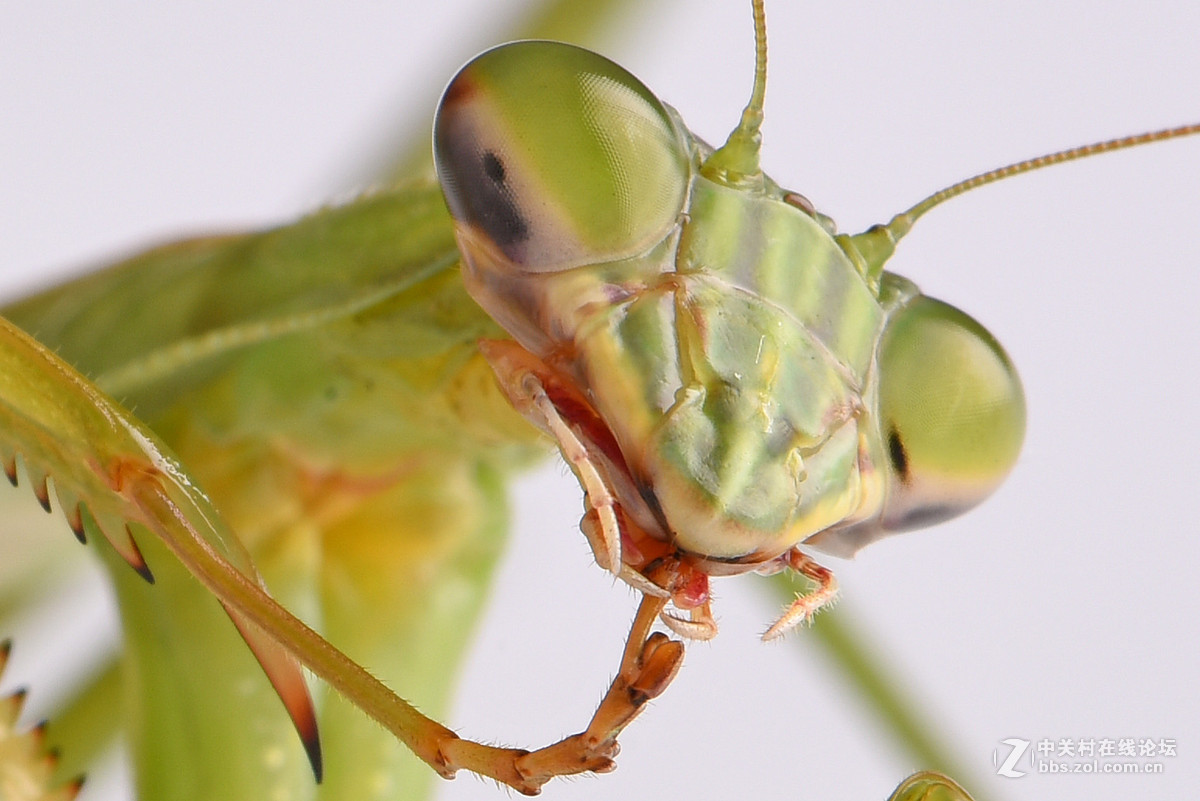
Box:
[438,593,683,794]
[762,548,839,641]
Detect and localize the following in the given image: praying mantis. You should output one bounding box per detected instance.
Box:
[2,2,1198,801]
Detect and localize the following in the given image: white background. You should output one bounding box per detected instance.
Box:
[1,2,1198,800]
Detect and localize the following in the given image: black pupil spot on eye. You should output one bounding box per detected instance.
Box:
[483,151,506,184]
[435,116,529,250]
[887,427,909,480]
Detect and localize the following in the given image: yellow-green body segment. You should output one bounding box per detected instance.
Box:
[435,41,1025,571]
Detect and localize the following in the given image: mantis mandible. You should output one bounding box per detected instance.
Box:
[1,2,1198,801]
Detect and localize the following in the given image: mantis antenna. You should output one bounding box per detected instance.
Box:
[700,0,768,189]
[848,122,1200,283]
[890,122,1200,239]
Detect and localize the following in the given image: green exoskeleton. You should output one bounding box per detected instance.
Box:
[1,1,1198,800]
[434,29,1029,643]
[431,4,1199,791]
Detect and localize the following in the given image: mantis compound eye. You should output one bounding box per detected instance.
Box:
[434,40,690,272]
[876,295,1026,531]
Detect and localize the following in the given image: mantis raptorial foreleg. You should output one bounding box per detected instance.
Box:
[476,339,626,576]
[442,593,683,793]
[126,471,685,795]
[0,641,85,801]
[476,339,720,638]
[0,311,689,795]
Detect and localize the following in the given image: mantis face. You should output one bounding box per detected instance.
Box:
[434,40,1026,575]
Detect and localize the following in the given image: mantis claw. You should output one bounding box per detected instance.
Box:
[32,474,51,512]
[658,601,718,641]
[762,548,839,640]
[64,502,86,543]
[0,641,86,801]
[617,564,671,598]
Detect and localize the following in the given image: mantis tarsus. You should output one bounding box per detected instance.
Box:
[2,2,1198,801]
